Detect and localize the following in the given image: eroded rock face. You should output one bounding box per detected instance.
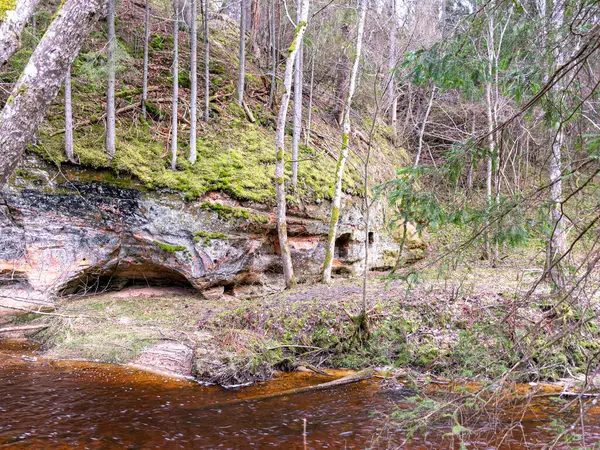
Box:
[0,155,423,314]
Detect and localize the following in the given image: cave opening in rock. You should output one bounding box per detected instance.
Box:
[334,233,352,259]
[368,232,374,246]
[59,262,195,296]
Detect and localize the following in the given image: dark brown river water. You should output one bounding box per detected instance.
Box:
[2,340,600,449]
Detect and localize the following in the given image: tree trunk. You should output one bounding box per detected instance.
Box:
[64,65,74,163]
[0,0,107,186]
[203,0,210,122]
[237,0,246,106]
[0,0,41,69]
[141,0,150,120]
[305,48,315,147]
[274,0,309,289]
[322,0,367,284]
[249,0,261,61]
[485,81,494,263]
[546,129,566,289]
[267,0,277,107]
[188,0,198,163]
[291,0,303,190]
[413,85,435,168]
[387,0,397,132]
[106,0,116,158]
[171,0,179,171]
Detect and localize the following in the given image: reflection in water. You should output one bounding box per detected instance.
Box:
[1,340,599,449]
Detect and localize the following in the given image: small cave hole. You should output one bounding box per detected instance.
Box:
[334,233,352,259]
[223,284,235,295]
[368,232,374,246]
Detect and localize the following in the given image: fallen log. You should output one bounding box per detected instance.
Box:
[201,368,375,410]
[0,324,49,334]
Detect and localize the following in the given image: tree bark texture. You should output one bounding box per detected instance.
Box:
[171,0,179,170]
[0,0,41,69]
[274,0,309,288]
[106,0,116,158]
[188,0,198,163]
[0,0,107,186]
[322,0,367,284]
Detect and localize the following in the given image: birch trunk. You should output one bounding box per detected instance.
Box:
[64,65,74,163]
[267,0,277,107]
[305,49,315,147]
[237,0,246,106]
[485,81,494,262]
[170,1,179,171]
[203,0,210,122]
[322,0,367,284]
[0,0,107,186]
[141,0,150,120]
[291,0,303,189]
[106,0,116,158]
[274,0,309,288]
[188,0,198,163]
[0,0,41,69]
[387,0,397,132]
[413,85,435,168]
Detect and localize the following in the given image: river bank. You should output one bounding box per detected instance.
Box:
[2,261,598,388]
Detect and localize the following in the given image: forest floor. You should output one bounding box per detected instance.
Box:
[7,247,599,388]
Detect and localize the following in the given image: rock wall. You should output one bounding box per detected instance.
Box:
[0,155,423,314]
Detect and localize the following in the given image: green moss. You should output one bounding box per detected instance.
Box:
[193,231,229,244]
[0,0,16,20]
[154,241,188,254]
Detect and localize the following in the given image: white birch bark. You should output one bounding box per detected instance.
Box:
[274,0,309,288]
[413,85,435,168]
[0,0,107,185]
[171,0,179,171]
[141,0,150,120]
[188,0,198,163]
[237,0,245,106]
[291,0,303,189]
[322,0,367,284]
[106,0,116,158]
[64,65,74,163]
[203,0,210,122]
[0,0,41,69]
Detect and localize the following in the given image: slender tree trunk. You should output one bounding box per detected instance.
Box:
[0,0,41,69]
[291,0,303,189]
[64,65,74,163]
[322,0,367,284]
[413,85,435,168]
[274,0,309,289]
[387,0,397,133]
[249,0,261,60]
[485,81,494,262]
[204,0,210,122]
[141,0,150,120]
[547,129,566,288]
[171,0,179,171]
[188,0,198,163]
[106,0,116,158]
[267,0,277,107]
[0,0,107,186]
[237,0,246,106]
[305,48,315,147]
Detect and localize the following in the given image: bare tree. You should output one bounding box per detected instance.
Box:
[188,0,198,164]
[387,0,397,136]
[274,0,310,289]
[322,0,367,284]
[106,0,116,158]
[171,0,179,170]
[291,0,303,189]
[305,47,316,147]
[0,0,41,69]
[64,66,75,163]
[0,0,107,186]
[267,0,277,107]
[237,0,246,106]
[141,0,150,120]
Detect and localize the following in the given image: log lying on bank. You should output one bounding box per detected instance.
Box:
[0,324,49,334]
[203,368,375,410]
